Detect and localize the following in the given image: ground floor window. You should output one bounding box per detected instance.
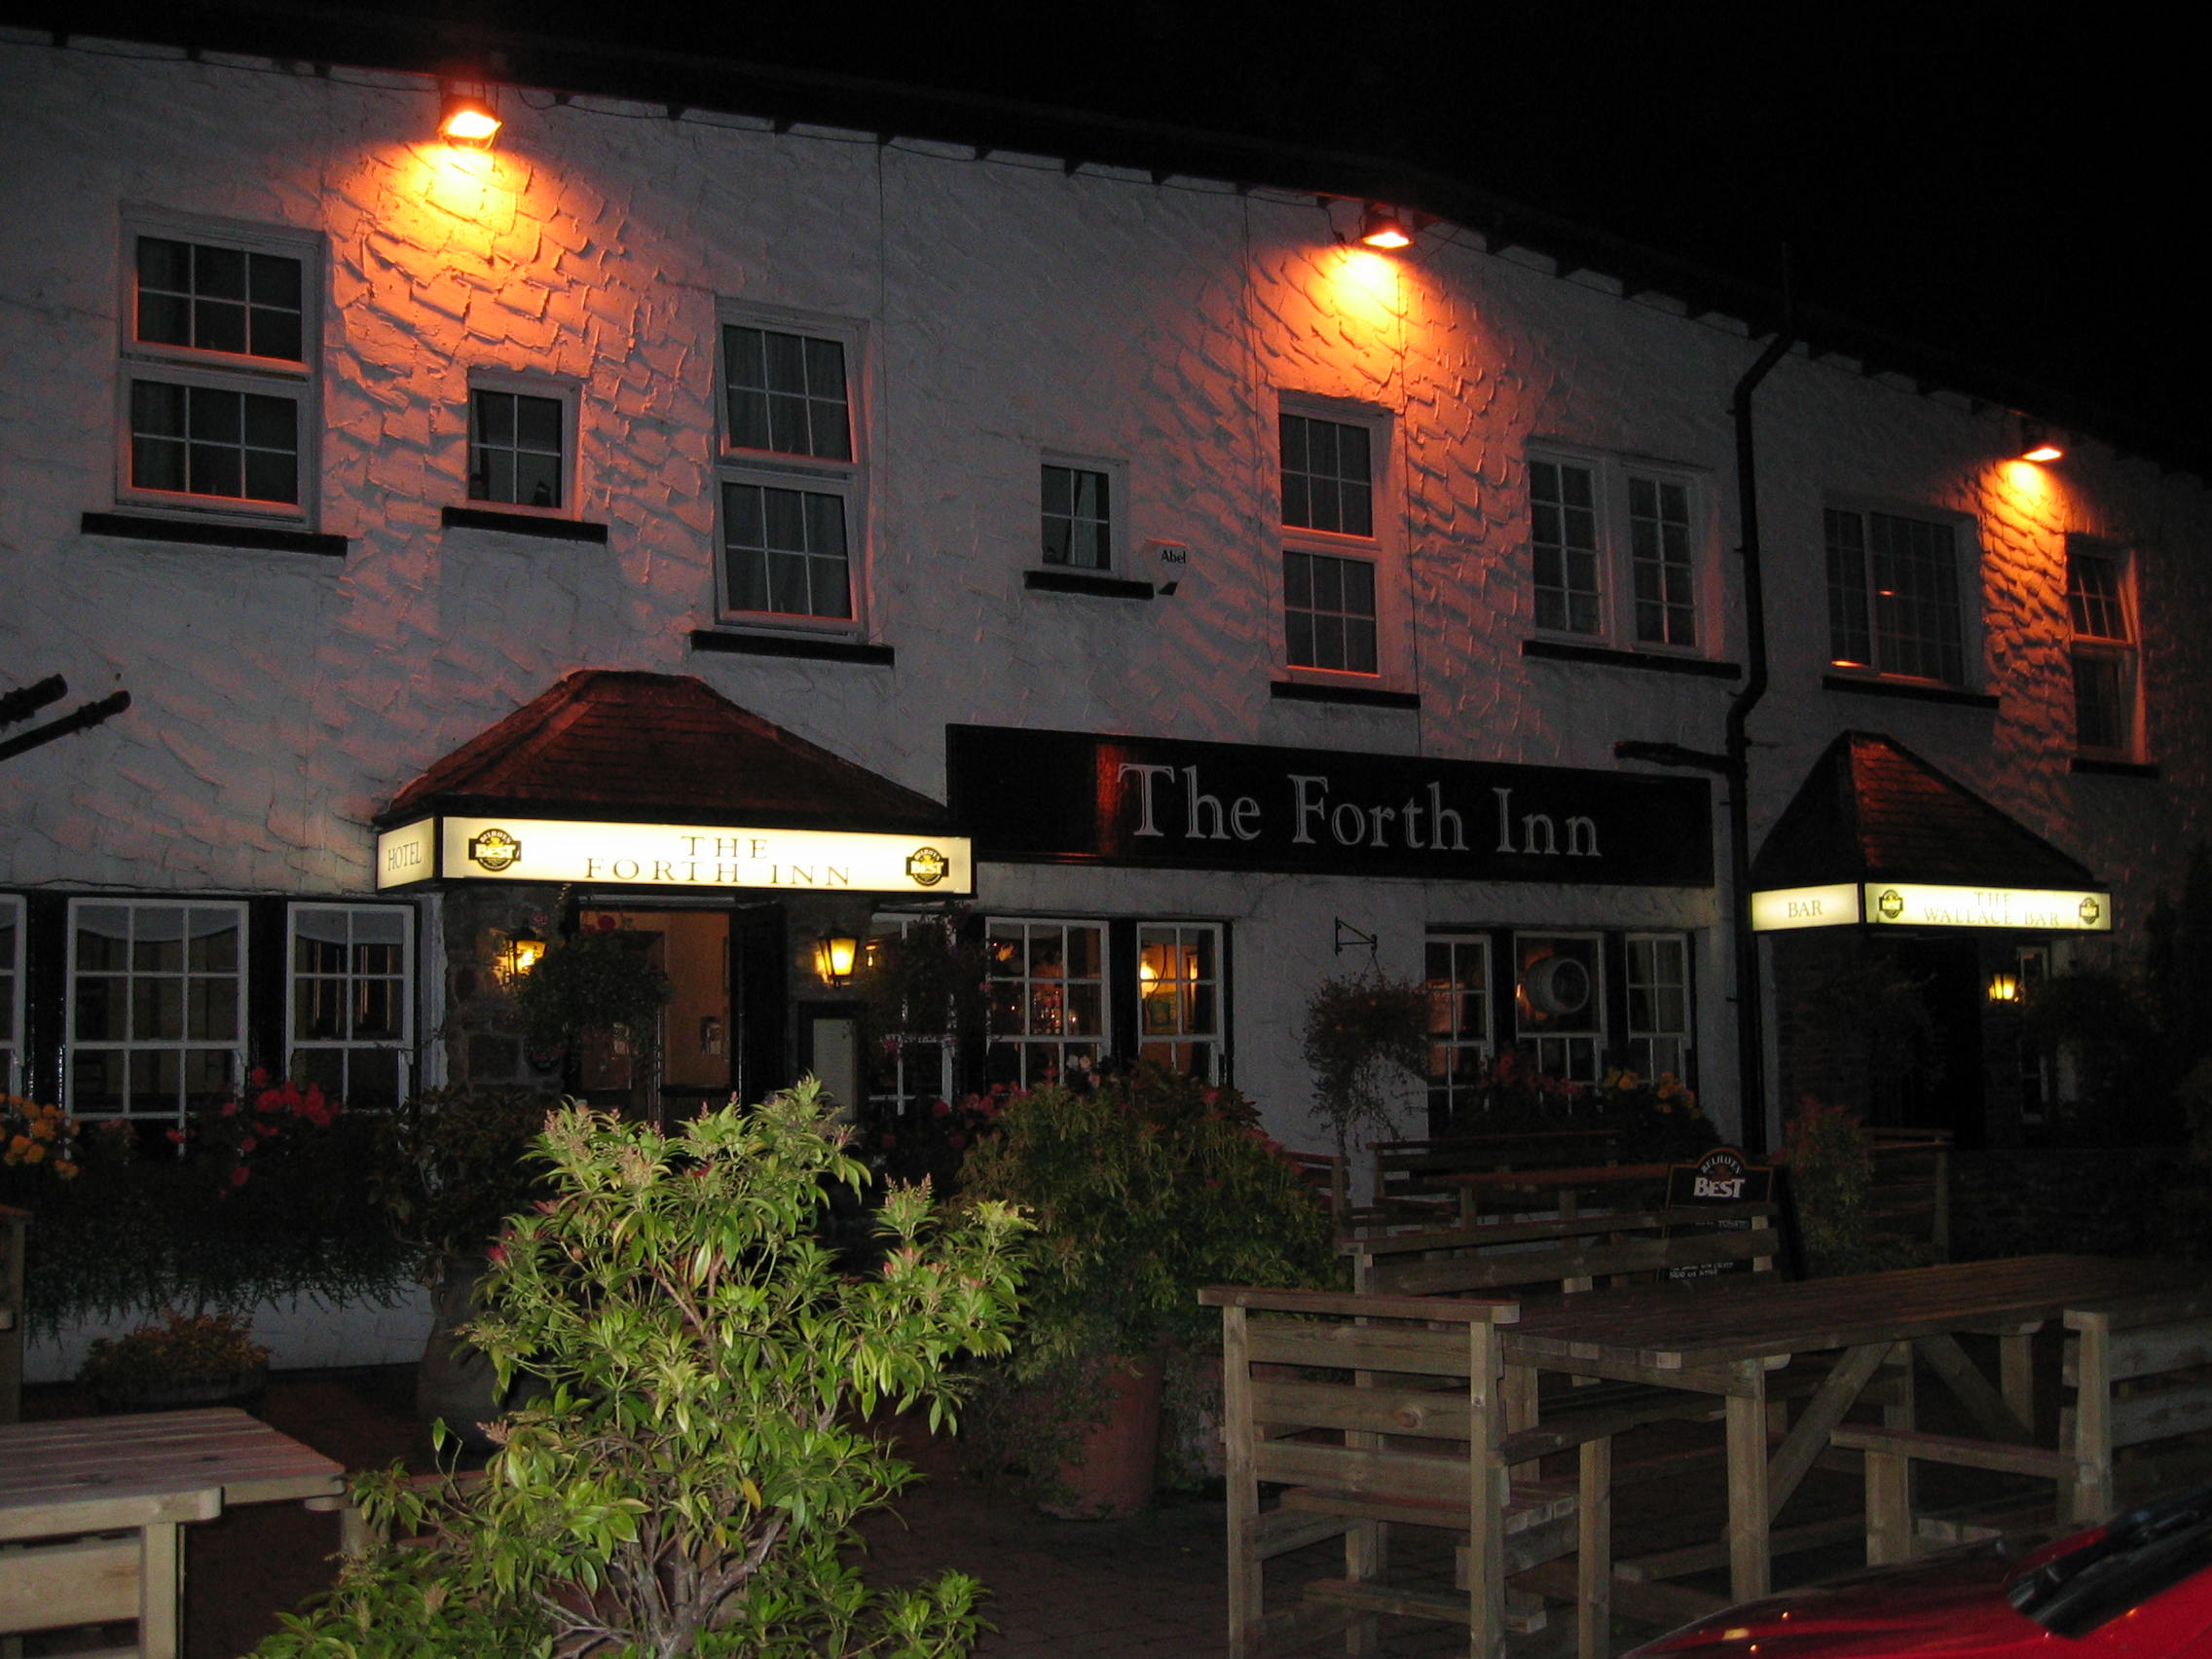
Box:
[1426,924,1698,1127]
[984,918,1107,1089]
[289,904,413,1110]
[0,896,20,1096]
[1136,924,1222,1080]
[68,899,245,1124]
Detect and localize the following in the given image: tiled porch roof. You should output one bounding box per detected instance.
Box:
[1751,731,2096,890]
[379,670,948,832]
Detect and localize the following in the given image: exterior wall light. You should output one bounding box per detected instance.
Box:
[2017,420,2064,463]
[507,934,545,982]
[1358,203,1416,249]
[1987,971,2022,1004]
[814,931,860,987]
[439,89,502,149]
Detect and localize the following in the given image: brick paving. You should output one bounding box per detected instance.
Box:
[18,1357,1999,1658]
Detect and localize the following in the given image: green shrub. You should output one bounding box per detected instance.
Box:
[255,1082,1027,1659]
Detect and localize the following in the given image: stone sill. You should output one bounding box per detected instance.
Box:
[81,511,348,558]
[1522,638,1741,680]
[688,629,895,666]
[441,505,610,543]
[1270,680,1420,711]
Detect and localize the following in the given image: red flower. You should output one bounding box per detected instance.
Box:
[229,1165,251,1187]
[219,1100,239,1117]
[947,1132,966,1149]
[164,1127,187,1144]
[248,1066,270,1088]
[931,1098,952,1118]
[239,1135,258,1154]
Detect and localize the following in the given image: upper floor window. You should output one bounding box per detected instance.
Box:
[1529,449,1706,650]
[716,312,863,626]
[1280,406,1397,681]
[1041,462,1113,570]
[467,378,574,512]
[1825,505,1970,684]
[2067,539,2142,758]
[120,218,318,520]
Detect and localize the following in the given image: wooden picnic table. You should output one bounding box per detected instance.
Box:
[0,1407,348,1659]
[1433,1161,1673,1224]
[1499,1253,2212,1609]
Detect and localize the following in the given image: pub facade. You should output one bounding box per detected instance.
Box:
[3,11,2208,1199]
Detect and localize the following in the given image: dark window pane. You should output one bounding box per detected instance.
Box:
[474,389,514,446]
[195,244,245,300]
[195,298,247,355]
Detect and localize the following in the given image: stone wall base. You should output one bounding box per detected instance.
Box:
[23,1282,436,1384]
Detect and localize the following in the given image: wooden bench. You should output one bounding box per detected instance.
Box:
[1862,1129,1952,1265]
[1202,1285,1616,1659]
[1831,1286,2212,1562]
[1,1204,24,1423]
[1346,1201,1783,1301]
[1369,1129,1632,1223]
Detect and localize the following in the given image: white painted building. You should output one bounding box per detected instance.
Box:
[3,15,2206,1190]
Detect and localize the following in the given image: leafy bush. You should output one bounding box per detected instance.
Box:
[79,1309,269,1395]
[1782,1097,1920,1275]
[372,1087,559,1276]
[512,927,671,1057]
[256,1082,1027,1659]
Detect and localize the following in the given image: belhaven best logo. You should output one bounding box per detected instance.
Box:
[467,828,522,871]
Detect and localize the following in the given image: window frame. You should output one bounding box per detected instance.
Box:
[115,211,321,525]
[1512,931,1606,1085]
[64,897,248,1127]
[2066,536,2144,762]
[0,894,20,1097]
[1624,931,1694,1086]
[285,902,416,1112]
[1037,452,1127,573]
[1275,394,1407,688]
[1823,498,1984,689]
[464,370,580,518]
[1425,933,1493,1124]
[1134,922,1224,1082]
[1525,442,1715,657]
[983,916,1111,1090]
[712,304,868,636]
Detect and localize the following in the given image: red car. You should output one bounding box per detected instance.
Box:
[1626,1487,2212,1656]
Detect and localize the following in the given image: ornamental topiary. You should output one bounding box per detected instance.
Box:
[255,1081,1028,1659]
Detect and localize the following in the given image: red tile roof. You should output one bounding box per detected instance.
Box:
[380,670,947,831]
[1751,731,2096,890]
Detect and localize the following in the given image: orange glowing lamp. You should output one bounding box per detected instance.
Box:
[1358,203,1415,249]
[439,92,501,149]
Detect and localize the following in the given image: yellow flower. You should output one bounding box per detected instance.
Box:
[29,1116,55,1139]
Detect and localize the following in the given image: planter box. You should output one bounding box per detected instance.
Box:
[22,1283,435,1384]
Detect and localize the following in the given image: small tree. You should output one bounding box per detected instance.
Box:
[258,1082,1028,1659]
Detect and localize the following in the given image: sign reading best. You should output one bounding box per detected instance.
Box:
[375,815,971,896]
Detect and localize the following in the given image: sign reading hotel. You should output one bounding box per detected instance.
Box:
[945,724,1713,886]
[375,815,972,896]
[1751,882,2113,933]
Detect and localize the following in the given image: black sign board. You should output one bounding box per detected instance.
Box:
[944,723,1714,886]
[1664,1146,1775,1280]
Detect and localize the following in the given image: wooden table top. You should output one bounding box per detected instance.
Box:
[1504,1254,2212,1372]
[0,1408,345,1540]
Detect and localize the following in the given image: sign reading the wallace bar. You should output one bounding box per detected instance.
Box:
[946,725,1713,886]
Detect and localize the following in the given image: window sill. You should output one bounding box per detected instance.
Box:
[1820,672,2000,711]
[688,629,895,666]
[2071,756,2160,779]
[1522,639,1741,679]
[1270,680,1420,711]
[441,505,609,544]
[1023,569,1154,601]
[82,510,347,558]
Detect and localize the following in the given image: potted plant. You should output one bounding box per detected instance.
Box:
[956,1063,1341,1516]
[1301,972,1429,1163]
[255,1082,1026,1659]
[372,1088,559,1445]
[512,924,672,1081]
[79,1309,271,1413]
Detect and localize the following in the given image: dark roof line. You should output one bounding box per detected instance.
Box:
[15,0,2205,474]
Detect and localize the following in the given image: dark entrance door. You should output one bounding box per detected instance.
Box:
[1883,937,1986,1146]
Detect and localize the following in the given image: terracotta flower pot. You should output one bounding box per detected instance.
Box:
[1040,1351,1164,1521]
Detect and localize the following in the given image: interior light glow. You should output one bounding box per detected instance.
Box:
[1358,203,1416,249]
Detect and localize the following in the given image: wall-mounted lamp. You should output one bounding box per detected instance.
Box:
[1357,203,1416,249]
[2016,420,2064,464]
[1987,971,2022,1005]
[814,930,860,988]
[439,88,502,149]
[498,933,545,988]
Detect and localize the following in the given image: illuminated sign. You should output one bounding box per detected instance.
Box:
[1750,881,2112,933]
[1749,883,1861,932]
[374,815,971,896]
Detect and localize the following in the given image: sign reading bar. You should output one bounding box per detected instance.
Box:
[945,724,1713,886]
[1751,882,2113,932]
[375,815,972,896]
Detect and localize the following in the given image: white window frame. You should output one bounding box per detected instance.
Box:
[0,895,21,1098]
[983,917,1110,1090]
[1275,394,1408,688]
[65,898,248,1126]
[1624,932,1693,1085]
[1424,934,1493,1123]
[1038,452,1127,572]
[464,369,580,518]
[713,303,867,635]
[1525,442,1715,655]
[1512,931,1605,1085]
[1823,498,1983,688]
[2066,536,2144,761]
[286,903,415,1111]
[1135,922,1224,1083]
[116,210,321,525]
